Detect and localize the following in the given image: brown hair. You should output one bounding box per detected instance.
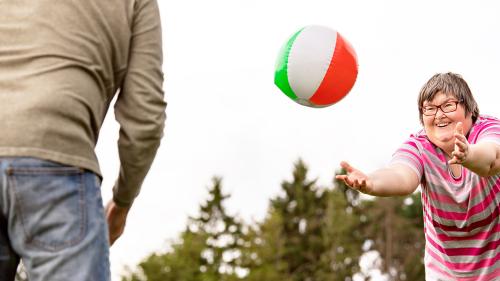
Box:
[418,72,479,125]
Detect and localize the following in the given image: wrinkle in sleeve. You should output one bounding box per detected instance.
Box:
[113,0,166,207]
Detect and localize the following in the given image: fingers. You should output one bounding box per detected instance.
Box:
[337,161,355,187]
[336,174,356,189]
[454,134,467,149]
[335,174,347,181]
[455,122,463,135]
[337,161,372,194]
[336,164,367,191]
[449,147,467,165]
[340,161,355,173]
[448,149,466,165]
[448,156,462,165]
[348,178,364,189]
[335,174,352,186]
[105,200,130,246]
[450,122,469,165]
[108,213,126,245]
[452,150,466,159]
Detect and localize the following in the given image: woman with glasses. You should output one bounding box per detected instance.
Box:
[337,72,500,280]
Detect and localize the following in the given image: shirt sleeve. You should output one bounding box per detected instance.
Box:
[476,117,500,146]
[390,137,424,180]
[113,0,166,207]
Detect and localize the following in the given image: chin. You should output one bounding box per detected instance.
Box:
[433,128,455,142]
[429,134,453,148]
[437,134,454,143]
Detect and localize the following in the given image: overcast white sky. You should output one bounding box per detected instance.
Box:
[95,0,500,279]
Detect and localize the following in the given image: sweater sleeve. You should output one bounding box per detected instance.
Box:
[113,0,166,207]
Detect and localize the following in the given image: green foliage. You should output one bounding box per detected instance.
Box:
[319,181,365,280]
[239,213,287,281]
[123,229,208,281]
[123,177,248,281]
[360,193,425,281]
[270,159,330,280]
[123,160,425,281]
[246,160,364,281]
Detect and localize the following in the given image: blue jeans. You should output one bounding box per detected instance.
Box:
[0,157,110,281]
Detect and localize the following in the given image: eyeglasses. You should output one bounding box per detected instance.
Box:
[421,100,462,116]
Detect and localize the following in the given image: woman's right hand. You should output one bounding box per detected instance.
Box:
[335,161,373,194]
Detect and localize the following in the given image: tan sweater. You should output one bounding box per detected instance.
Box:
[0,0,166,207]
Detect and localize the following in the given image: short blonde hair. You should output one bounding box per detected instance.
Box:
[418,72,479,125]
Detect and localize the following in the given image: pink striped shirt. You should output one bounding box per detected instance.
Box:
[392,115,500,280]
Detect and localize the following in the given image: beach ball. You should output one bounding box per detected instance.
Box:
[274,25,358,107]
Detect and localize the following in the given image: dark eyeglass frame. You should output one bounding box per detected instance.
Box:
[421,99,463,116]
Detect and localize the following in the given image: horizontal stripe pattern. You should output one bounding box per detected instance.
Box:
[391,115,500,280]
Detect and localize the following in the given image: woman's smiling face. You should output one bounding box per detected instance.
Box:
[422,91,473,154]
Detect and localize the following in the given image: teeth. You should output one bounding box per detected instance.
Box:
[436,123,449,127]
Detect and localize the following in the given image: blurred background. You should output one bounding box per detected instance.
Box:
[50,0,500,280]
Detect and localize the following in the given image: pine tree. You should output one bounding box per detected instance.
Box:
[247,160,364,281]
[271,159,329,280]
[240,213,287,281]
[316,171,366,281]
[193,177,247,281]
[123,177,248,281]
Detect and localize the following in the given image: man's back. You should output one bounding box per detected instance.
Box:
[0,0,165,199]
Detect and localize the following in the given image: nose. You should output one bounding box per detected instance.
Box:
[435,107,447,118]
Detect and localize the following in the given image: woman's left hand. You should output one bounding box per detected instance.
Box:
[448,122,470,165]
